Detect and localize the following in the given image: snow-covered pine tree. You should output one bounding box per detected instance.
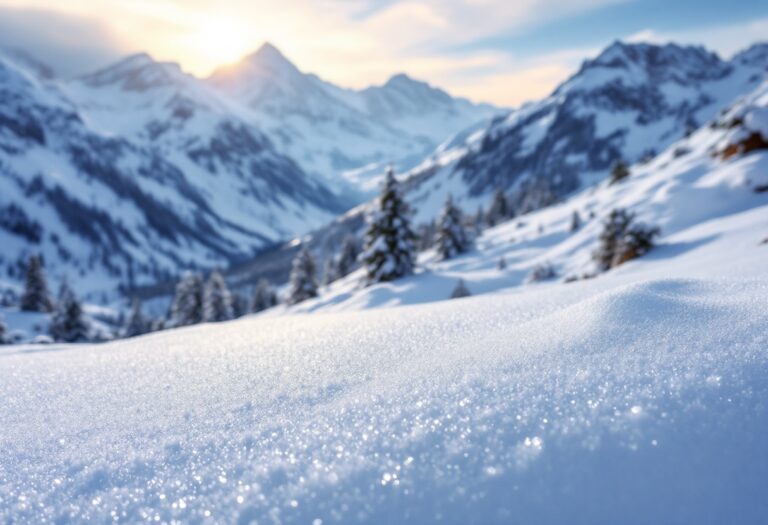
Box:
[609,160,630,184]
[450,279,471,299]
[203,269,234,322]
[335,235,359,279]
[123,298,151,338]
[361,167,417,284]
[251,278,277,313]
[486,188,509,227]
[0,315,9,344]
[435,194,471,260]
[287,247,318,305]
[20,255,53,312]
[50,281,89,343]
[169,272,204,326]
[570,210,582,232]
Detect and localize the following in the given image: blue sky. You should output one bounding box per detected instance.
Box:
[459,0,768,58]
[0,0,765,105]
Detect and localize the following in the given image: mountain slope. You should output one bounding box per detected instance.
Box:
[402,41,768,224]
[208,43,499,197]
[281,75,768,313]
[0,52,345,298]
[2,236,766,523]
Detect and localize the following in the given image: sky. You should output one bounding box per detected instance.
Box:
[0,0,766,106]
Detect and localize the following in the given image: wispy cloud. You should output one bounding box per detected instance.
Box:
[0,0,762,106]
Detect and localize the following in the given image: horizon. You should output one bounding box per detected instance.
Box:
[1,0,767,106]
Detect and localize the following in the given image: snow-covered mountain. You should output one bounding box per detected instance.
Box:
[224,41,768,292]
[2,84,767,520]
[281,73,768,313]
[208,43,499,197]
[402,41,768,223]
[0,51,346,299]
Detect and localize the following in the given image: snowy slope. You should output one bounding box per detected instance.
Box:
[2,54,767,525]
[208,44,499,197]
[1,239,766,523]
[229,40,768,289]
[282,76,768,313]
[401,41,768,224]
[0,52,345,298]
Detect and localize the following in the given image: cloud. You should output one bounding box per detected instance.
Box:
[0,5,130,77]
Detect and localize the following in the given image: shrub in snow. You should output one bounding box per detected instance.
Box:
[335,235,359,279]
[609,159,630,184]
[361,167,417,284]
[593,209,660,271]
[123,298,151,338]
[485,188,510,227]
[203,270,234,323]
[288,247,319,305]
[251,279,277,313]
[450,279,471,299]
[20,255,53,313]
[435,194,472,260]
[50,281,89,343]
[525,262,557,284]
[170,273,204,327]
[570,210,582,232]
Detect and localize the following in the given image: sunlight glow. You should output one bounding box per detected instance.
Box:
[184,18,253,68]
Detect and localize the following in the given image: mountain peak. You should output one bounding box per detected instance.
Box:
[244,42,297,73]
[80,52,183,91]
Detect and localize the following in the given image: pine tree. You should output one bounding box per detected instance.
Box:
[609,160,630,184]
[20,255,53,312]
[361,167,417,284]
[169,272,204,327]
[486,188,509,227]
[50,281,89,343]
[335,235,359,279]
[251,278,277,313]
[570,210,581,232]
[288,247,318,305]
[435,194,471,260]
[203,269,234,322]
[123,298,150,338]
[0,315,9,344]
[450,279,471,299]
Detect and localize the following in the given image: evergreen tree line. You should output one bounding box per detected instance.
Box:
[1,160,659,343]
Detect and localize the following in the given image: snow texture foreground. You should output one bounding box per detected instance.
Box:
[1,276,767,524]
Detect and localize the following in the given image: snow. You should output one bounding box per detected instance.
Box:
[2,94,768,522]
[1,40,768,524]
[2,266,766,523]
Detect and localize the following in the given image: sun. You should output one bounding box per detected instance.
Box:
[187,19,253,69]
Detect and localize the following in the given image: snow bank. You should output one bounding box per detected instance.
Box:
[1,273,767,523]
